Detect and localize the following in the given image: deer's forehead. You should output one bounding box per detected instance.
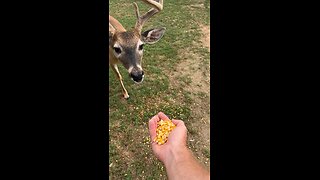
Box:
[115,31,141,47]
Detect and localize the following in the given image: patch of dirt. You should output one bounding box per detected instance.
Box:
[167,23,211,169]
[199,24,210,51]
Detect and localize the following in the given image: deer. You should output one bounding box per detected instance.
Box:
[109,0,166,99]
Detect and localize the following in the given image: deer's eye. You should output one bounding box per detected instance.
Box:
[114,47,122,54]
[139,44,144,51]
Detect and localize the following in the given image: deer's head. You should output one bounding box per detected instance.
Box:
[109,0,165,83]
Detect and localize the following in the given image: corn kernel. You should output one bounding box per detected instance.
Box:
[154,119,176,145]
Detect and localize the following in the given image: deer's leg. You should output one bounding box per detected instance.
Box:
[110,64,130,99]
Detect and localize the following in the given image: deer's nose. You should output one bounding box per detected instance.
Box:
[130,71,144,83]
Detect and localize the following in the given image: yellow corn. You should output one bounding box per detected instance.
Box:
[154,119,176,145]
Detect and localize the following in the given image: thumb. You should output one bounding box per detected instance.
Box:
[148,115,159,141]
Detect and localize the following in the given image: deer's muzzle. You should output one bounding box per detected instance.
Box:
[130,70,144,83]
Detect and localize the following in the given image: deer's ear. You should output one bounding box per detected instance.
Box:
[141,27,166,44]
[109,23,116,44]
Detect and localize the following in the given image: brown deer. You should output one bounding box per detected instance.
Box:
[109,0,166,99]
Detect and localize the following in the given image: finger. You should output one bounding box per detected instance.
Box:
[158,112,170,121]
[148,115,159,141]
[172,119,185,127]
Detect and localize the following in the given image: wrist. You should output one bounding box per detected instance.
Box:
[163,145,190,167]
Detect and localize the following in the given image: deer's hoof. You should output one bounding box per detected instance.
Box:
[124,94,130,99]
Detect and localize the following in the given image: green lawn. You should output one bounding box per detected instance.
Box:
[109,0,210,179]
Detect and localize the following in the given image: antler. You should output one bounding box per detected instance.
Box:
[133,0,164,33]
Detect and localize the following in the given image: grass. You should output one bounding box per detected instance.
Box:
[109,0,210,179]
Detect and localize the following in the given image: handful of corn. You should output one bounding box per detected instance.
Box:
[154,119,176,145]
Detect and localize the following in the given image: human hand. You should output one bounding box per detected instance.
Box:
[148,112,188,165]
